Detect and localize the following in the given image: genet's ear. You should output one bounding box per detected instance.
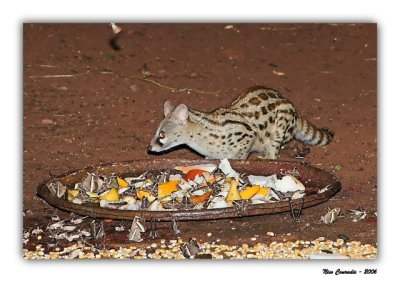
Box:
[164,100,174,117]
[172,104,189,124]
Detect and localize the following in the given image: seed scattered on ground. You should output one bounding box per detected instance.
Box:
[23,237,377,260]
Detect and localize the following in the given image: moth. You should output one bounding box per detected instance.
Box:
[320,207,341,224]
[128,216,146,242]
[90,220,105,240]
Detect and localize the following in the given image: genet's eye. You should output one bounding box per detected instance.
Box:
[159,131,165,139]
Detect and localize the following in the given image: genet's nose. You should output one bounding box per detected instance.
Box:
[147,144,153,151]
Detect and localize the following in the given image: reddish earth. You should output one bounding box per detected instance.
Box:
[23,23,377,253]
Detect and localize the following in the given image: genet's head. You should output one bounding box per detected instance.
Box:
[148,101,189,153]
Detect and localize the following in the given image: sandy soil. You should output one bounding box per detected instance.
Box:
[23,23,377,253]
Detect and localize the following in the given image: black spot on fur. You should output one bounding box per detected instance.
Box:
[267,103,276,111]
[259,92,269,100]
[261,106,268,115]
[249,97,261,105]
[237,134,251,143]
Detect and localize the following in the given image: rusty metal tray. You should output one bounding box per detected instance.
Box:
[37,159,341,221]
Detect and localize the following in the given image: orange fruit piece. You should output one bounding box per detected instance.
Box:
[117,177,129,188]
[240,185,261,199]
[208,176,216,183]
[190,190,212,203]
[183,169,206,181]
[257,187,269,196]
[158,181,180,198]
[99,188,119,201]
[137,189,151,200]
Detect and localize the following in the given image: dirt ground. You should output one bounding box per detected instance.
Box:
[23,23,377,254]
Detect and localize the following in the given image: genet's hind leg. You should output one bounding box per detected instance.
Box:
[258,110,294,160]
[257,151,278,160]
[267,137,283,160]
[256,134,282,160]
[265,136,283,160]
[233,148,251,160]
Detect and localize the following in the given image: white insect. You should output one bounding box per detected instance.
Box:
[23,231,30,244]
[70,216,88,225]
[110,23,122,34]
[172,219,181,235]
[318,184,332,194]
[128,216,145,242]
[348,209,368,222]
[90,220,105,240]
[67,249,81,259]
[48,220,66,230]
[81,173,93,192]
[46,181,67,198]
[50,232,68,240]
[66,234,81,242]
[23,231,30,239]
[320,207,341,224]
[62,225,77,232]
[31,227,44,235]
[291,190,305,200]
[80,230,91,237]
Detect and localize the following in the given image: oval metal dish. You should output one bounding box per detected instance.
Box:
[37,159,341,221]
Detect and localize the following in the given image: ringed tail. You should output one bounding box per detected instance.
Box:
[294,117,334,146]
